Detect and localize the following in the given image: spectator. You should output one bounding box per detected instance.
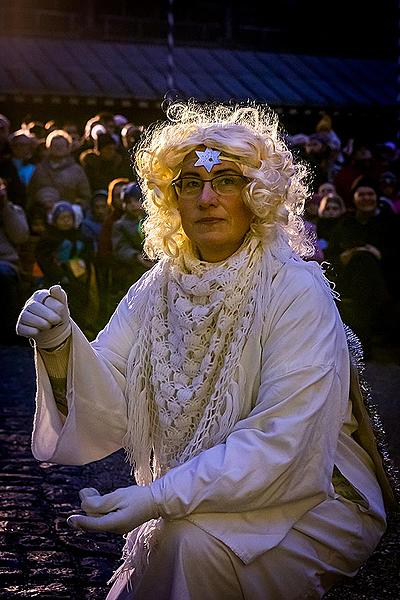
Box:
[327,176,399,354]
[0,114,26,206]
[28,130,91,211]
[111,182,153,301]
[121,122,144,153]
[318,181,336,197]
[31,186,61,214]
[334,143,379,209]
[81,189,109,253]
[304,131,340,188]
[378,171,400,215]
[316,193,346,255]
[35,201,96,333]
[0,177,29,343]
[9,129,37,190]
[80,132,132,192]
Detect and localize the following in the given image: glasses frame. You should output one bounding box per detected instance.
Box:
[171,173,249,199]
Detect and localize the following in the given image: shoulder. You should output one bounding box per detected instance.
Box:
[270,257,337,317]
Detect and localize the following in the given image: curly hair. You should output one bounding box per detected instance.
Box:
[134,100,313,259]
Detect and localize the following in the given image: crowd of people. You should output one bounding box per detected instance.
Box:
[0,111,150,342]
[1,108,399,356]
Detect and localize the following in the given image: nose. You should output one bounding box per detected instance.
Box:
[197,181,218,206]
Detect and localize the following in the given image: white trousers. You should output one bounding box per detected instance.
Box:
[106,497,385,600]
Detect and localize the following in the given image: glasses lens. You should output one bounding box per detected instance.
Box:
[175,178,203,197]
[173,175,246,198]
[213,175,245,195]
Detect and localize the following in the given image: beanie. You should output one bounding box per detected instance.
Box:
[351,175,379,196]
[49,201,75,224]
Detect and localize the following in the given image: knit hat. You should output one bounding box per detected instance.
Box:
[49,201,75,224]
[351,175,379,196]
[96,132,117,152]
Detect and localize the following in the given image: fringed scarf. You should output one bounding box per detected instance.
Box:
[110,235,269,587]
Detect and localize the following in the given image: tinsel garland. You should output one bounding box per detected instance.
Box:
[344,324,400,507]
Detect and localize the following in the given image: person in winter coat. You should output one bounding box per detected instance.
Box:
[28,130,91,211]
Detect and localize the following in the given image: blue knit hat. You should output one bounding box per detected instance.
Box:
[49,201,75,224]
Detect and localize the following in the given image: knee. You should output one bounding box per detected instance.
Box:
[160,519,216,563]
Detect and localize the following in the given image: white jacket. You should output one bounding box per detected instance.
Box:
[31,255,387,564]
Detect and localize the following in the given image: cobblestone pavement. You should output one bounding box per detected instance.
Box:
[0,343,399,599]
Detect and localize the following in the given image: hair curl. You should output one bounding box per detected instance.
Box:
[134,100,313,259]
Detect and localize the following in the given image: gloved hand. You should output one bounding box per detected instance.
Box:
[16,285,71,349]
[67,485,158,535]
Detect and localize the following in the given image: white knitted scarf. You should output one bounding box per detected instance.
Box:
[111,235,269,587]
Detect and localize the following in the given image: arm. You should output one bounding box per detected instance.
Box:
[31,271,155,465]
[2,199,29,245]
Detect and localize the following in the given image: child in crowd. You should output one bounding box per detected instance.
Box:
[81,189,109,253]
[316,193,346,255]
[35,201,96,333]
[111,182,153,303]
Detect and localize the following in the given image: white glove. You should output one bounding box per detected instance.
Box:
[67,486,158,535]
[16,285,71,349]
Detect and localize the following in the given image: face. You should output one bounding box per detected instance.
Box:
[305,139,324,155]
[31,218,46,236]
[10,135,32,160]
[322,201,342,219]
[125,197,143,217]
[318,182,336,197]
[92,197,108,221]
[175,150,253,262]
[353,186,377,214]
[49,136,70,159]
[55,211,74,230]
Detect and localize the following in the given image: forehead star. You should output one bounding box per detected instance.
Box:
[193,148,222,172]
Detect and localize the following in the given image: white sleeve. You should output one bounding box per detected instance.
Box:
[150,264,350,518]
[31,280,144,465]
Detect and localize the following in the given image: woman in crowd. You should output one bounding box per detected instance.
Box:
[16,102,394,599]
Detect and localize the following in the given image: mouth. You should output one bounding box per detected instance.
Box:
[196,217,225,224]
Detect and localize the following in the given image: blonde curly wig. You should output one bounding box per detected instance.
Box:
[134,100,313,259]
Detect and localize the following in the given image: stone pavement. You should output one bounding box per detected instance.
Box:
[0,343,399,599]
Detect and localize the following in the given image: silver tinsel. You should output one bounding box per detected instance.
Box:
[344,324,400,507]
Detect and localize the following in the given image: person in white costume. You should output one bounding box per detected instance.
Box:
[16,101,395,599]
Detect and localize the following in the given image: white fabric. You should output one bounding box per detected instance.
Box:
[31,245,387,588]
[123,237,266,485]
[106,498,384,600]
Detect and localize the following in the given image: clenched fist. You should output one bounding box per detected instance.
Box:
[16,285,71,349]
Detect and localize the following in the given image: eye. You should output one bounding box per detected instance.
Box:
[180,178,202,193]
[218,175,238,186]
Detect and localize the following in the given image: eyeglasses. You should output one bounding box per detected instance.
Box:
[172,174,248,199]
